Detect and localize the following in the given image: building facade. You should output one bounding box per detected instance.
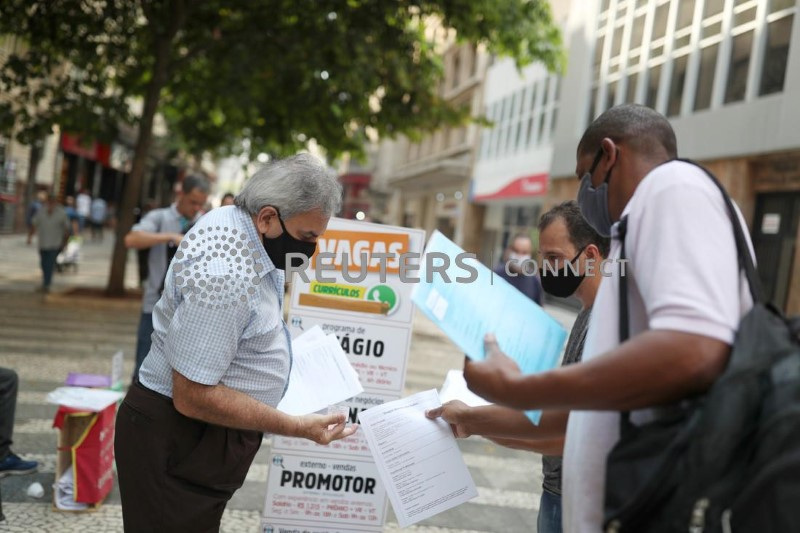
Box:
[550,0,799,313]
[376,39,490,254]
[471,59,562,264]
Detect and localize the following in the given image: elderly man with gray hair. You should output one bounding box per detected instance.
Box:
[115,154,354,532]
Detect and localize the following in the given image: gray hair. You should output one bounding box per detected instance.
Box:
[182,174,210,195]
[234,154,342,218]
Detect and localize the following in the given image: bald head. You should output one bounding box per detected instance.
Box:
[578,104,677,161]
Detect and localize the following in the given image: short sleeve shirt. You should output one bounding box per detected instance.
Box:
[32,207,69,250]
[132,204,195,313]
[562,161,754,532]
[138,205,292,409]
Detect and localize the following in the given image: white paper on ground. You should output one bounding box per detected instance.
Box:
[53,466,89,510]
[439,369,491,407]
[358,389,478,528]
[46,387,124,412]
[277,332,364,416]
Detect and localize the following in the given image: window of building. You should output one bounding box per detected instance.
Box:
[724,29,754,103]
[631,13,647,49]
[625,71,640,102]
[694,43,719,111]
[667,54,689,116]
[652,2,670,40]
[588,85,598,124]
[645,63,662,109]
[704,0,725,18]
[759,14,794,95]
[676,0,696,30]
[606,80,618,111]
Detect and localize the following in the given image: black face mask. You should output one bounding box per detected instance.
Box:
[262,210,317,271]
[540,247,586,298]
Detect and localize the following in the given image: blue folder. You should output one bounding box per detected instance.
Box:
[411,231,567,424]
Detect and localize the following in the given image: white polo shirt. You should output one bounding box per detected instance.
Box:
[562,160,754,532]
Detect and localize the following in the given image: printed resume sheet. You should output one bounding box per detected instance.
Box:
[358,389,478,527]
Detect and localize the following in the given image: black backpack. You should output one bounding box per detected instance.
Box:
[603,159,800,533]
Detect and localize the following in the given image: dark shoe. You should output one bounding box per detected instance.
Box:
[0,453,39,477]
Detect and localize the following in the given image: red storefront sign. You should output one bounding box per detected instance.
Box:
[473,172,548,201]
[60,134,111,167]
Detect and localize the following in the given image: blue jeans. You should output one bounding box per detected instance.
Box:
[134,312,154,380]
[39,249,59,289]
[538,488,562,533]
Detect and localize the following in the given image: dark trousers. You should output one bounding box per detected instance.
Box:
[115,381,262,533]
[0,368,18,461]
[39,248,59,288]
[133,312,154,380]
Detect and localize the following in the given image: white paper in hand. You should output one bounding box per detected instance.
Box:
[277,332,363,416]
[439,369,491,407]
[359,389,478,527]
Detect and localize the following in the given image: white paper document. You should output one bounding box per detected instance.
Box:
[439,369,491,407]
[277,329,364,416]
[46,387,124,412]
[358,389,478,527]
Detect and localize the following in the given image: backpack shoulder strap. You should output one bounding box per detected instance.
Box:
[675,158,763,304]
[617,215,633,430]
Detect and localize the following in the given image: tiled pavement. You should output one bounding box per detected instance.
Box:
[0,233,577,532]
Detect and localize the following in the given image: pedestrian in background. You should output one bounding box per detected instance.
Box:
[124,175,210,379]
[0,368,38,478]
[89,196,107,242]
[220,192,235,206]
[26,193,70,293]
[25,191,46,232]
[494,233,543,305]
[63,196,80,236]
[75,188,91,233]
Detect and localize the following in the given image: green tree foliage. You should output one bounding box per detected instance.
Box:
[0,0,562,294]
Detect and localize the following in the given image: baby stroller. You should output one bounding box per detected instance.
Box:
[56,236,82,273]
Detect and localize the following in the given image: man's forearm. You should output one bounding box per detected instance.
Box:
[125,231,174,249]
[464,406,568,440]
[493,330,730,411]
[173,377,298,436]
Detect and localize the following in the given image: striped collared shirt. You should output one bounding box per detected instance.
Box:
[139,206,291,408]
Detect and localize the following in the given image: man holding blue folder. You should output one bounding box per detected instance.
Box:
[427,201,608,533]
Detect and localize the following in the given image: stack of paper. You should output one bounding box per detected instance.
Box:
[46,387,124,412]
[53,466,89,511]
[277,326,364,416]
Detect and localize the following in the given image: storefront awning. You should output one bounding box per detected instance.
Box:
[472,172,548,202]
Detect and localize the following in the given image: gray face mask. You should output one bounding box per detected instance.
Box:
[576,149,614,237]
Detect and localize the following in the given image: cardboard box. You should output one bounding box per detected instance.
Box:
[52,404,116,511]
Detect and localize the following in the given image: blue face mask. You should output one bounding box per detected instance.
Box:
[577,148,614,237]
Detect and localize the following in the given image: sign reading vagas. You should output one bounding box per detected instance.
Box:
[262,218,425,533]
